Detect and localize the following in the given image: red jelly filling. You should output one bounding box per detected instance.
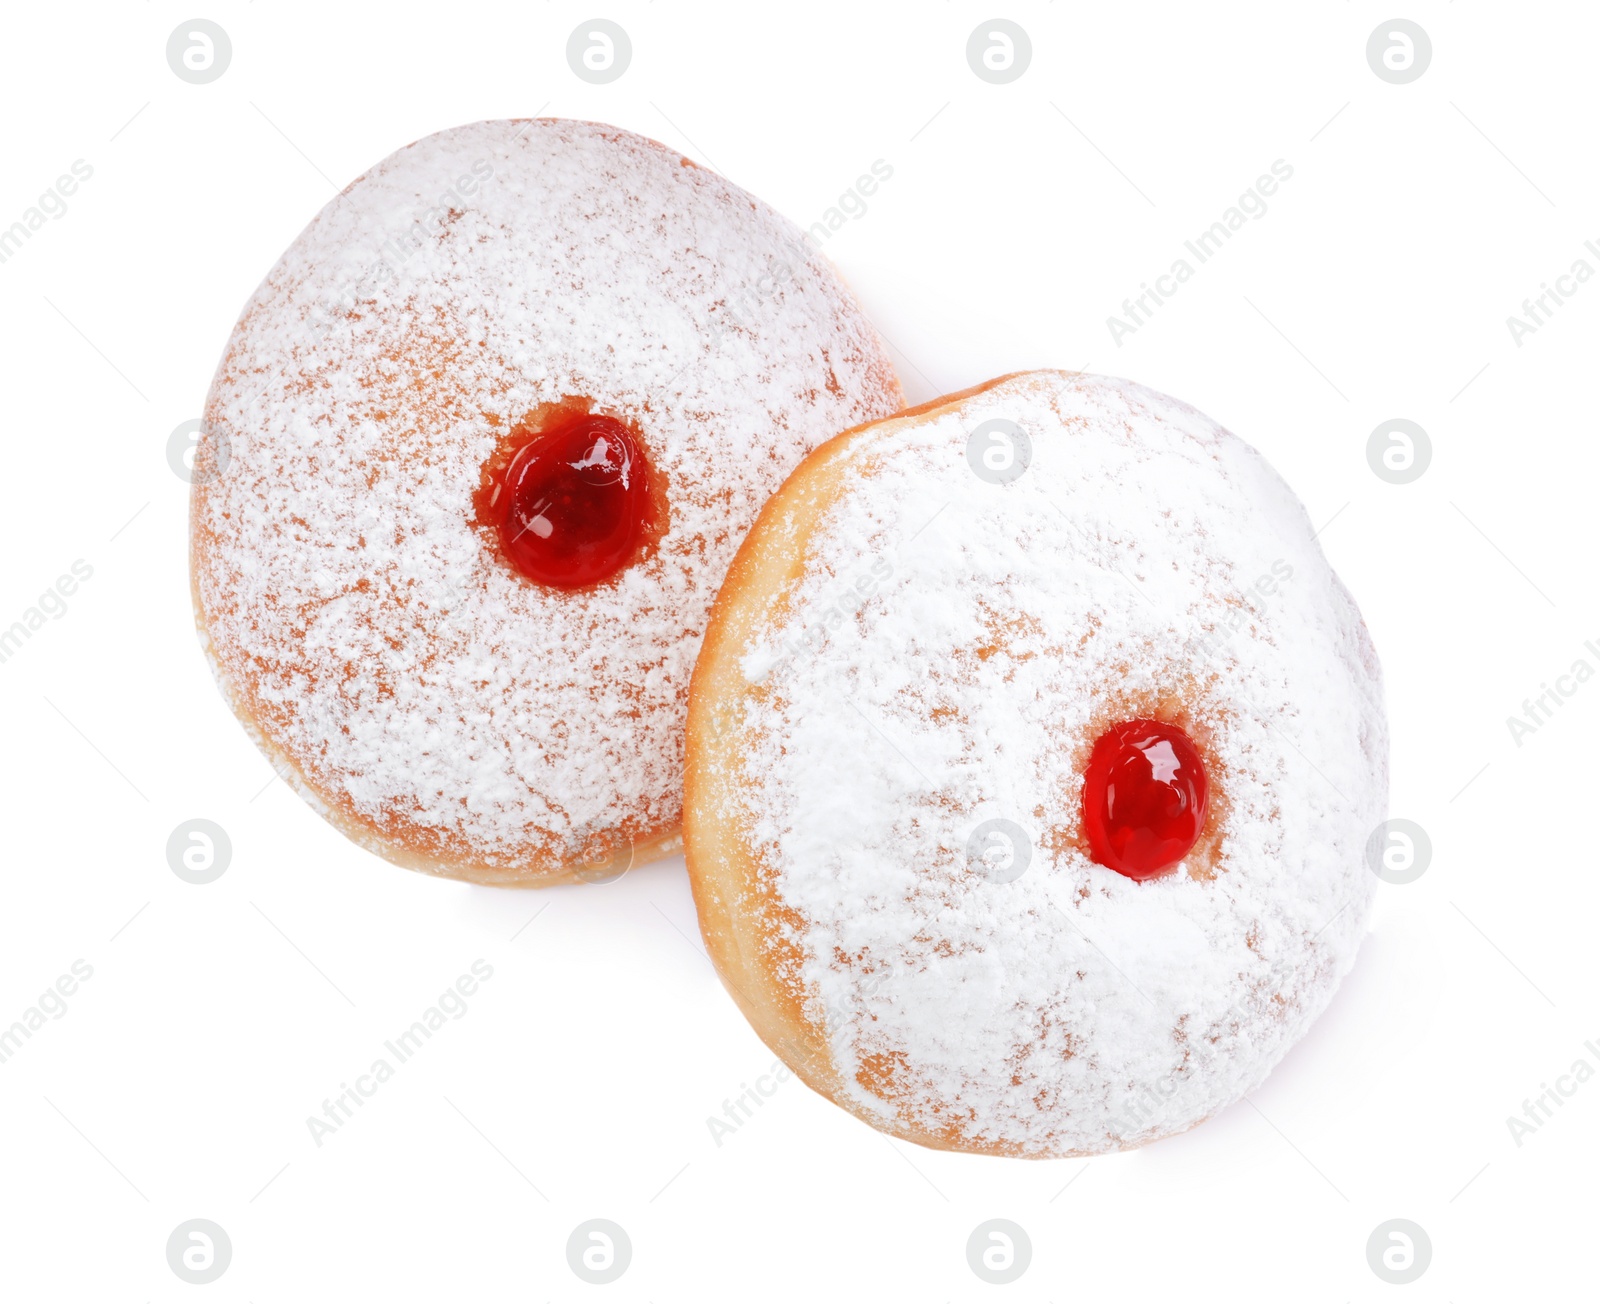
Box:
[487,413,652,589]
[1082,719,1208,880]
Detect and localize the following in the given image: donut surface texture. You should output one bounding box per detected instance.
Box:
[685,371,1387,1156]
[191,118,902,885]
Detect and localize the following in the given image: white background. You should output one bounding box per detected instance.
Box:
[1,1,1593,1298]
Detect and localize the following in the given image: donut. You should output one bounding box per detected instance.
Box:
[190,119,902,886]
[685,371,1387,1156]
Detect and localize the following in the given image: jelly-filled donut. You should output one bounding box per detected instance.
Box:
[191,119,902,886]
[685,371,1386,1156]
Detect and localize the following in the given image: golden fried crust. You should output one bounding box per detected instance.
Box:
[685,374,1043,1153]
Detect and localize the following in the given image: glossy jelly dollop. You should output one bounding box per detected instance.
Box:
[494,414,650,589]
[1082,719,1208,880]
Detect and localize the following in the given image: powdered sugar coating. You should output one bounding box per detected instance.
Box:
[730,372,1386,1154]
[191,119,900,879]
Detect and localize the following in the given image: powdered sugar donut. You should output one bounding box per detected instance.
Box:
[685,371,1386,1156]
[191,119,901,886]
